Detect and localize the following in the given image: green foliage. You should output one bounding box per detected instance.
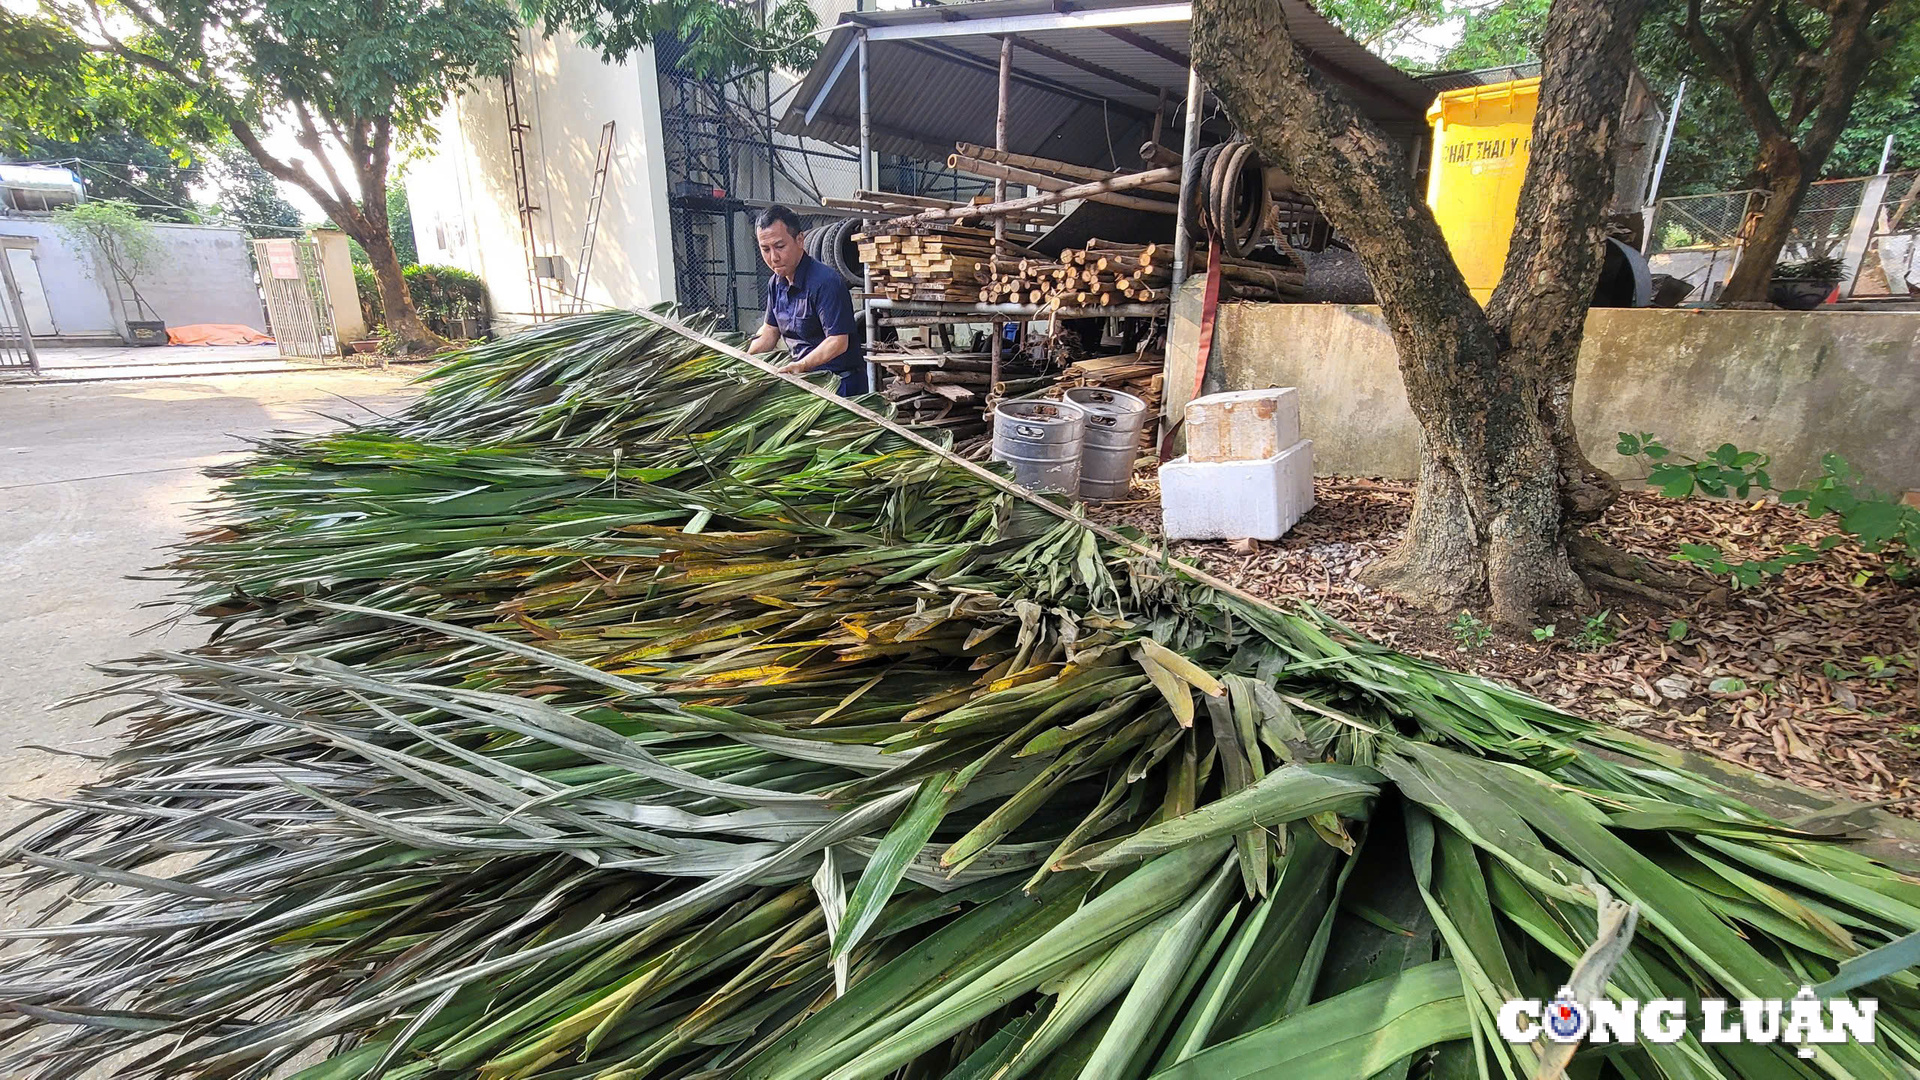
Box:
[525,0,820,78]
[403,264,486,318]
[1530,624,1555,642]
[13,131,204,222]
[1317,0,1545,68]
[1619,433,1920,586]
[1449,611,1492,650]
[1666,618,1689,641]
[5,310,1920,1079]
[1572,610,1617,651]
[1637,0,1920,195]
[207,143,303,238]
[1771,255,1845,281]
[352,263,383,332]
[0,12,216,155]
[1442,0,1550,70]
[387,185,418,267]
[53,198,161,275]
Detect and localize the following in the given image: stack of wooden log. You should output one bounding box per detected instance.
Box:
[979,241,1172,307]
[856,226,1029,303]
[876,351,1046,446]
[1196,247,1309,302]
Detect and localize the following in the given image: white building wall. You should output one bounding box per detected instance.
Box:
[408,29,677,321]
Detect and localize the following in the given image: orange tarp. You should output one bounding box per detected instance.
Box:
[166,324,275,346]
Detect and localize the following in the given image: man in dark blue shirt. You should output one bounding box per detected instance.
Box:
[746,205,867,396]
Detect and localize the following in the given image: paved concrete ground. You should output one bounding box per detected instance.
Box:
[0,369,421,840]
[12,343,317,382]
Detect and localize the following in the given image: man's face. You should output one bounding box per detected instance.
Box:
[758,222,804,278]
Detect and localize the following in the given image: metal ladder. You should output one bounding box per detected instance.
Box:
[567,121,616,314]
[503,66,546,320]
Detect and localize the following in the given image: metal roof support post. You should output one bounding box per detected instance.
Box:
[1172,64,1204,286]
[859,30,879,392]
[991,34,1011,392]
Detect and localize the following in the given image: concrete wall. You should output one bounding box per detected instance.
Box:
[0,218,263,337]
[1165,281,1920,493]
[407,29,678,320]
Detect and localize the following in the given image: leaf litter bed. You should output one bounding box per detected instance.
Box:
[1100,475,1920,816]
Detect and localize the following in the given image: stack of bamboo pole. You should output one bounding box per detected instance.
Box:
[855,226,1030,303]
[979,241,1171,307]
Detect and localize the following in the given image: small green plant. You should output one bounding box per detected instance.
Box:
[352,264,383,332]
[54,199,162,281]
[1618,434,1918,586]
[1451,611,1493,650]
[1531,625,1556,642]
[1666,619,1689,642]
[1573,610,1617,651]
[1771,256,1844,281]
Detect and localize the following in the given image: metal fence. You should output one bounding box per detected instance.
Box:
[0,249,40,372]
[1644,170,1920,301]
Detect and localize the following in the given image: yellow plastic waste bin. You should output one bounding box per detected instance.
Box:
[1425,77,1539,303]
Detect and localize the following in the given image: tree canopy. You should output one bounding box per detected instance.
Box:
[1321,0,1919,190]
[523,0,821,77]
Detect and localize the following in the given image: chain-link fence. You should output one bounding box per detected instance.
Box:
[1644,190,1764,302]
[1645,170,1920,301]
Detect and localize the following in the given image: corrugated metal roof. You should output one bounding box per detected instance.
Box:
[1417,63,1543,92]
[779,0,1434,168]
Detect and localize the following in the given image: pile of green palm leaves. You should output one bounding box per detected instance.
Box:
[4,307,1919,1080]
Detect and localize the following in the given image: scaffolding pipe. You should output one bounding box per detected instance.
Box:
[1172,65,1204,286]
[859,30,878,391]
[1642,77,1685,253]
[991,34,1011,392]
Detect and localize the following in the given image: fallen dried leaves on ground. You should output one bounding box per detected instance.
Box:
[1099,475,1920,815]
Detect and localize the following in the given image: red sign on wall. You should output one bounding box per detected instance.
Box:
[263,240,300,280]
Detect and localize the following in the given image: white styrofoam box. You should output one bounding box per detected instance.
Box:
[1185,388,1302,463]
[1161,439,1315,541]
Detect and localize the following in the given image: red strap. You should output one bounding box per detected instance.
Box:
[1192,243,1223,400]
[1160,245,1225,462]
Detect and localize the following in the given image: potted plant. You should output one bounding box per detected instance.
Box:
[448,297,480,341]
[1768,256,1843,309]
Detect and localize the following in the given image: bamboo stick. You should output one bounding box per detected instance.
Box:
[946,155,1177,215]
[954,142,1183,195]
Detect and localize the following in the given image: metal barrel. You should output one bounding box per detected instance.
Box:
[1064,386,1148,500]
[992,400,1087,495]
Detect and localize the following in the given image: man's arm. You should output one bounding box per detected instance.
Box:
[784,334,848,373]
[746,322,781,355]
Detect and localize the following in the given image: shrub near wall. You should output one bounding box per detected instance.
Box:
[403,264,489,338]
[356,264,491,339]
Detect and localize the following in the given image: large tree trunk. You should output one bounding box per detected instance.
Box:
[1193,0,1645,626]
[225,114,445,355]
[361,224,438,354]
[1720,141,1808,303]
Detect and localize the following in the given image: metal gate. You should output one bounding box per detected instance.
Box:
[253,237,337,359]
[0,243,40,373]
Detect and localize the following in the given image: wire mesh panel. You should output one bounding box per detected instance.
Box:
[1646,191,1761,252]
[1644,190,1764,302]
[1783,176,1868,262]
